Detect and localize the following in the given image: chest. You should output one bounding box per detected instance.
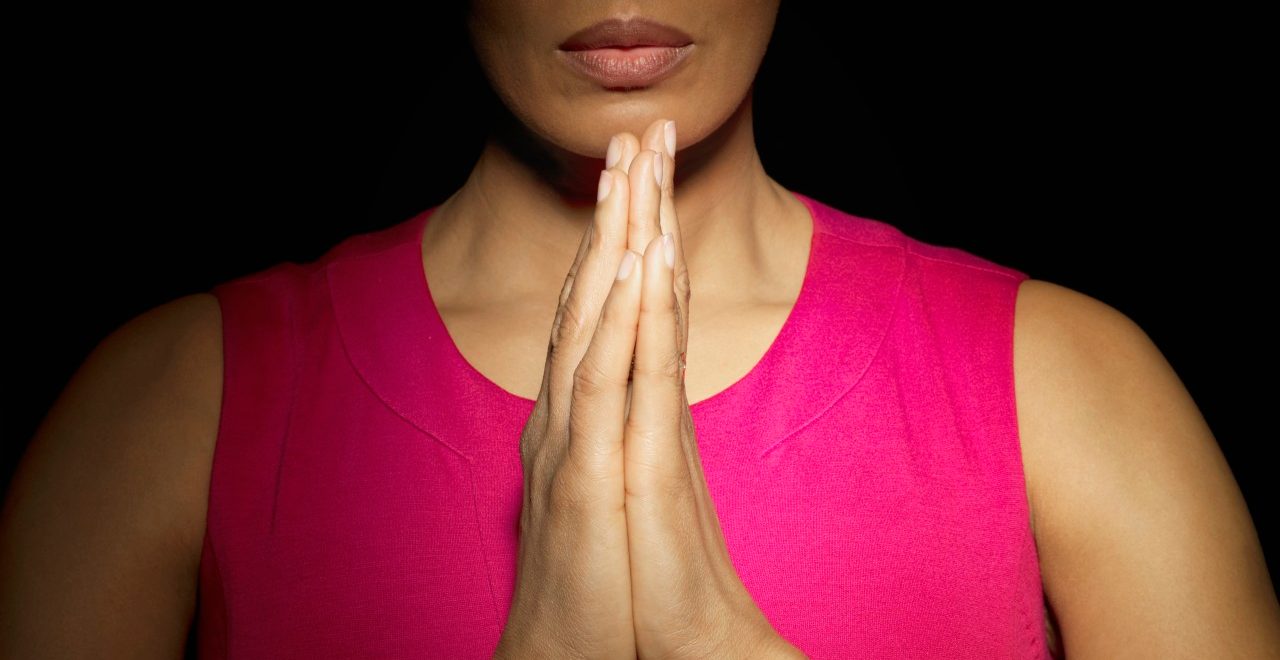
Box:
[204,233,1054,657]
[201,330,1051,658]
[437,299,795,407]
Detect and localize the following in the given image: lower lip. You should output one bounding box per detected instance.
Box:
[558,45,693,90]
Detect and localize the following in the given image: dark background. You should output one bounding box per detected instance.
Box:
[6,5,1272,653]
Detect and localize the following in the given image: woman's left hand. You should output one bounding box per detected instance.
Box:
[618,118,806,659]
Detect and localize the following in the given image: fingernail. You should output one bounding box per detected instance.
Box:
[597,170,612,202]
[664,121,677,157]
[617,250,638,280]
[652,152,663,186]
[662,232,675,269]
[605,136,621,169]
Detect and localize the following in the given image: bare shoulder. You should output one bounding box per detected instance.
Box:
[0,292,222,656]
[1012,278,1280,658]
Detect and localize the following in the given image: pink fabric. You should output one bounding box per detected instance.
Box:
[197,191,1048,658]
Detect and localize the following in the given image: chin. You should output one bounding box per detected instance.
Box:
[544,104,689,154]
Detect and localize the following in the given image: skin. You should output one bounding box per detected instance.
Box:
[428,1,813,412]
[495,118,804,657]
[1,3,1277,659]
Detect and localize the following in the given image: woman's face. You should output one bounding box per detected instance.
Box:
[467,1,781,159]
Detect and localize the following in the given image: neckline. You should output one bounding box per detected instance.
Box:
[414,190,822,412]
[326,190,905,457]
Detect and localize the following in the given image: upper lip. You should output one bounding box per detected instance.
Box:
[558,17,693,51]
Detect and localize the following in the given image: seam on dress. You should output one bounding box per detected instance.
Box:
[905,242,1029,281]
[1006,274,1048,657]
[759,243,908,458]
[322,261,470,459]
[206,286,235,656]
[269,279,304,536]
[465,459,506,639]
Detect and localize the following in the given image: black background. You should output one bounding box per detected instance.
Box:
[6,5,1273,652]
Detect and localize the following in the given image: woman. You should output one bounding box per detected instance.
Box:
[3,2,1277,658]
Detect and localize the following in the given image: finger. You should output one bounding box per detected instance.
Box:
[537,213,594,417]
[631,119,670,256]
[640,118,686,354]
[567,248,643,476]
[627,149,664,258]
[640,117,672,160]
[609,132,641,173]
[626,231,686,491]
[547,166,630,430]
[653,122,690,361]
[654,121,678,237]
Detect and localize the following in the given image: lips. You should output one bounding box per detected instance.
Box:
[559,17,693,51]
[557,17,694,89]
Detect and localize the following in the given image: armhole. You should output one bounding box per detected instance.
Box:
[1010,276,1036,540]
[194,266,304,656]
[1010,276,1064,659]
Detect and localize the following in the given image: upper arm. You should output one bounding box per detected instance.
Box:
[0,292,223,657]
[1013,278,1280,658]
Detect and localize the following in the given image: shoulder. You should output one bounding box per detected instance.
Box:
[1009,277,1153,541]
[1011,278,1152,399]
[89,292,224,430]
[209,214,426,321]
[0,292,223,654]
[46,292,224,448]
[1009,278,1280,655]
[801,195,1029,308]
[1010,277,1180,525]
[113,292,224,389]
[30,290,224,549]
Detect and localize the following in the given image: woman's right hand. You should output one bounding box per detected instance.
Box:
[493,131,658,658]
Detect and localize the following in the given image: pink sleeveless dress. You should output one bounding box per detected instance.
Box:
[197,191,1048,658]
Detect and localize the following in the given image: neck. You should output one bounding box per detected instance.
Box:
[423,88,809,309]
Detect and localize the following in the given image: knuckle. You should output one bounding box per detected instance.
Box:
[622,461,692,509]
[521,433,552,480]
[571,356,625,399]
[633,350,682,380]
[518,415,547,463]
[557,275,575,309]
[676,269,692,300]
[551,301,588,352]
[618,133,640,165]
[549,309,567,352]
[523,453,557,518]
[558,253,583,304]
[547,463,596,514]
